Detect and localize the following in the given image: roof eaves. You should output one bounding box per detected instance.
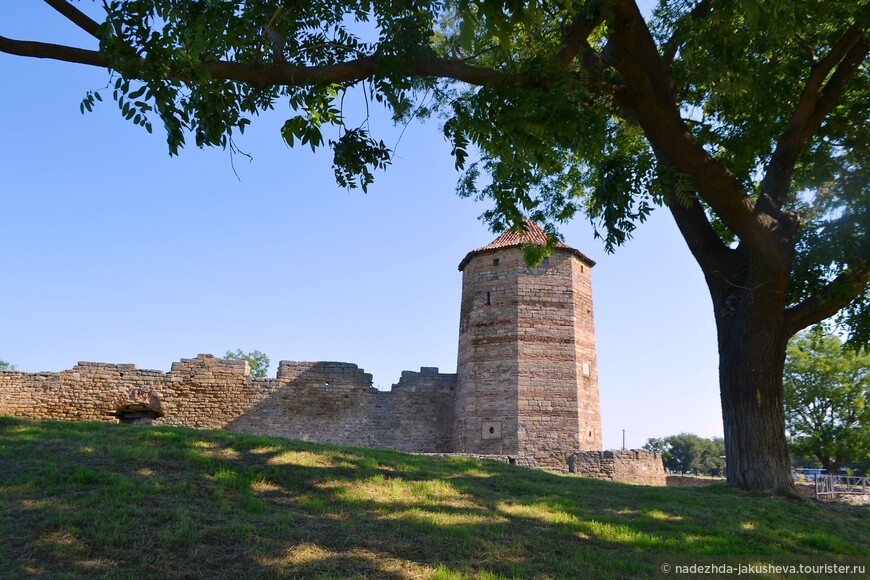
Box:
[457,244,596,271]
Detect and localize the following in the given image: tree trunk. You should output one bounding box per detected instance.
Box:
[714,273,795,493]
[818,455,844,476]
[719,344,794,492]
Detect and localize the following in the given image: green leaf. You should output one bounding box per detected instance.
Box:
[128,86,146,100]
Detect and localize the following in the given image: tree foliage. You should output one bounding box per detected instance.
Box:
[225,349,270,378]
[2,0,868,492]
[644,433,725,476]
[0,360,14,371]
[784,329,870,473]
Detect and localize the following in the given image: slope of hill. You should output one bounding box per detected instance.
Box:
[1,417,867,578]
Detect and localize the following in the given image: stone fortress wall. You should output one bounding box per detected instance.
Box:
[0,356,663,484]
[0,354,457,454]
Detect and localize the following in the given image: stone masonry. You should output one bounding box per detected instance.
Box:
[455,221,602,467]
[569,450,667,486]
[0,223,662,484]
[0,355,457,453]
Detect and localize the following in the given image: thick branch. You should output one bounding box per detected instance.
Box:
[548,6,629,106]
[0,34,508,87]
[785,266,870,336]
[603,0,777,255]
[557,10,598,68]
[666,192,733,276]
[406,58,510,86]
[43,0,102,39]
[763,25,869,207]
[567,49,627,108]
[0,35,108,67]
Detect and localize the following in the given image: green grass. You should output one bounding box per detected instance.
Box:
[1,416,868,578]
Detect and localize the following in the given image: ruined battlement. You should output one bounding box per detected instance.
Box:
[0,354,457,448]
[171,353,250,377]
[276,361,374,388]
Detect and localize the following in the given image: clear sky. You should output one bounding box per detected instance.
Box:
[0,1,722,450]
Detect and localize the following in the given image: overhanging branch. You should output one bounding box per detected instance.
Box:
[43,0,102,39]
[0,34,510,87]
[785,265,870,336]
[0,35,109,67]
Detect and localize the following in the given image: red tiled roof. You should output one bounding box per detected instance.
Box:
[458,220,595,270]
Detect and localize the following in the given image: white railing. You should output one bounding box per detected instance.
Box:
[814,474,868,499]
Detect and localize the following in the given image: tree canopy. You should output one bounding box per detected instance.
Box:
[644,433,725,476]
[0,360,14,371]
[2,0,868,491]
[784,329,870,473]
[225,349,270,378]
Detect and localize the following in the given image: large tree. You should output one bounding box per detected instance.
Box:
[2,0,867,491]
[784,330,870,474]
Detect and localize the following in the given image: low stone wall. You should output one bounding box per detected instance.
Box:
[568,450,666,486]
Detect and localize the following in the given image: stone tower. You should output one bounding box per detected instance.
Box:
[454,221,602,467]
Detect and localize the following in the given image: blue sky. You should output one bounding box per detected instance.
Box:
[0,1,722,450]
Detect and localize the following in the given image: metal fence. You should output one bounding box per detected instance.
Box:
[814,474,869,499]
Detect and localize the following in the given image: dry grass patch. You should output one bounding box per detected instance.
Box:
[250,478,281,494]
[198,447,241,461]
[262,543,435,578]
[267,449,333,467]
[248,445,280,455]
[643,508,683,521]
[333,473,478,511]
[386,508,509,527]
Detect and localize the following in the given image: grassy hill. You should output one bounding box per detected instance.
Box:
[1,417,868,578]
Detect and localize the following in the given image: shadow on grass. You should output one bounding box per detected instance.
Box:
[1,417,868,578]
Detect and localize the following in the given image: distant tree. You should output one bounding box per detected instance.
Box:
[0,359,14,371]
[642,437,668,455]
[783,329,870,474]
[699,437,726,477]
[646,433,725,476]
[224,349,270,379]
[665,433,700,474]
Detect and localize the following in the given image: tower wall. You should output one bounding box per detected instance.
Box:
[454,247,521,455]
[571,254,603,451]
[455,244,601,467]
